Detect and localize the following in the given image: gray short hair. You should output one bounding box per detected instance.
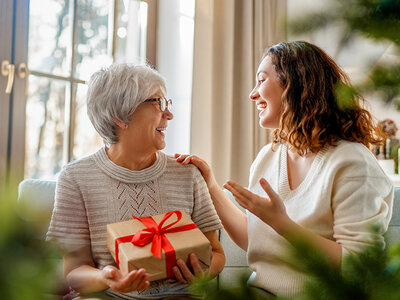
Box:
[86,63,166,145]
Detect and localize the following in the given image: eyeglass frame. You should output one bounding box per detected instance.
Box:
[143,97,173,112]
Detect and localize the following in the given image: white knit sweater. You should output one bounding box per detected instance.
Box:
[246,140,393,297]
[47,148,222,299]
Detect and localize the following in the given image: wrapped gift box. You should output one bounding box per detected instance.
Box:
[107,210,211,281]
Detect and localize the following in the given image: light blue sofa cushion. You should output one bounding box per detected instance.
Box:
[17,179,57,239]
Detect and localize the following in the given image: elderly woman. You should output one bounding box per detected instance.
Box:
[47,63,225,299]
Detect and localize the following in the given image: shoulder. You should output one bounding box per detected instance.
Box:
[256,143,274,157]
[58,150,100,181]
[250,143,280,171]
[255,142,282,161]
[323,140,390,183]
[329,140,372,156]
[325,140,377,167]
[164,154,201,178]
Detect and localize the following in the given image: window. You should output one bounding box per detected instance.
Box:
[157,0,195,155]
[25,0,153,179]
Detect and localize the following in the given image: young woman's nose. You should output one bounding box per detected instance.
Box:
[249,87,259,101]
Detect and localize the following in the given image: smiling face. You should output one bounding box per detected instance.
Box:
[120,90,173,154]
[249,55,284,129]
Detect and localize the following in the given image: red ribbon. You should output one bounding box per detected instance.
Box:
[114,211,198,277]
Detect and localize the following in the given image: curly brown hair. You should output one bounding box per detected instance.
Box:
[265,41,384,155]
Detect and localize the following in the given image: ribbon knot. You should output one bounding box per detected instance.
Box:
[114,211,198,278]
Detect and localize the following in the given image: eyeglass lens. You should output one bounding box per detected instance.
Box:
[160,98,172,111]
[160,98,166,111]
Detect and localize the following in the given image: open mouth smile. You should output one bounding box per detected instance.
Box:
[257,103,267,110]
[156,127,166,135]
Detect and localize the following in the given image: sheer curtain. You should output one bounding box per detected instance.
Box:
[190,0,286,186]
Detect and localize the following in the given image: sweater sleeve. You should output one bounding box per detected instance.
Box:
[46,166,91,251]
[332,174,393,264]
[190,166,223,232]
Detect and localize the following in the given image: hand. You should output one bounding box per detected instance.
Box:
[172,253,204,284]
[175,154,219,191]
[223,178,288,231]
[102,265,150,293]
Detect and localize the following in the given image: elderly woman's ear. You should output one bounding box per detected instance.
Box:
[113,117,128,129]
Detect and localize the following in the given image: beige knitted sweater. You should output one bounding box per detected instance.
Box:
[47,147,222,299]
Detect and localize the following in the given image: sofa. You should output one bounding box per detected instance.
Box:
[17,179,400,293]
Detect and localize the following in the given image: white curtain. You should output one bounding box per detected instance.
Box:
[190,0,286,186]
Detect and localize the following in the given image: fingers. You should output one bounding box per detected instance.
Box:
[124,268,147,289]
[224,180,254,199]
[106,268,149,293]
[137,278,150,291]
[175,154,203,165]
[189,253,204,275]
[128,269,149,291]
[259,178,279,200]
[175,154,195,166]
[173,258,198,284]
[177,258,195,282]
[172,265,187,284]
[182,156,193,165]
[223,180,255,209]
[175,154,190,163]
[176,156,189,164]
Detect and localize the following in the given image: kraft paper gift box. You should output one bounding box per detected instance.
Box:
[107,210,211,281]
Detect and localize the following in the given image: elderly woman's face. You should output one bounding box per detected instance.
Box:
[121,90,173,152]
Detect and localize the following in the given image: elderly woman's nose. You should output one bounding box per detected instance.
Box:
[164,109,173,120]
[249,87,259,101]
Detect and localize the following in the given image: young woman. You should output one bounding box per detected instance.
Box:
[176,41,393,298]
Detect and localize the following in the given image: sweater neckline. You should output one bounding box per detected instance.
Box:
[93,147,167,183]
[278,143,328,199]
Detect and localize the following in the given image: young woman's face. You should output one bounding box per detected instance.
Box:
[249,55,284,129]
[122,90,173,153]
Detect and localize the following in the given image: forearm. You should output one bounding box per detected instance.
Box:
[274,217,342,267]
[209,186,248,250]
[66,265,109,294]
[208,248,225,278]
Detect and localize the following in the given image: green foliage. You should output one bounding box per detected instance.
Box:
[362,65,400,103]
[0,186,60,299]
[190,274,274,300]
[290,0,400,108]
[288,229,400,300]
[391,144,400,173]
[334,83,358,110]
[191,231,400,300]
[290,0,400,45]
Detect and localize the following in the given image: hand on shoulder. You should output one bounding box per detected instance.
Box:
[175,154,219,192]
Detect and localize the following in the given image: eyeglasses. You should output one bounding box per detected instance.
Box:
[144,97,173,112]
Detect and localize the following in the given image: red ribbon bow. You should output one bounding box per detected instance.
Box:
[114,211,198,277]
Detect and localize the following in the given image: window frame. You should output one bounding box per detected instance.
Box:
[26,0,159,174]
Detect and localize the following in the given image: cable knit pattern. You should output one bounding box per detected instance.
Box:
[113,180,162,218]
[47,147,222,299]
[246,140,393,298]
